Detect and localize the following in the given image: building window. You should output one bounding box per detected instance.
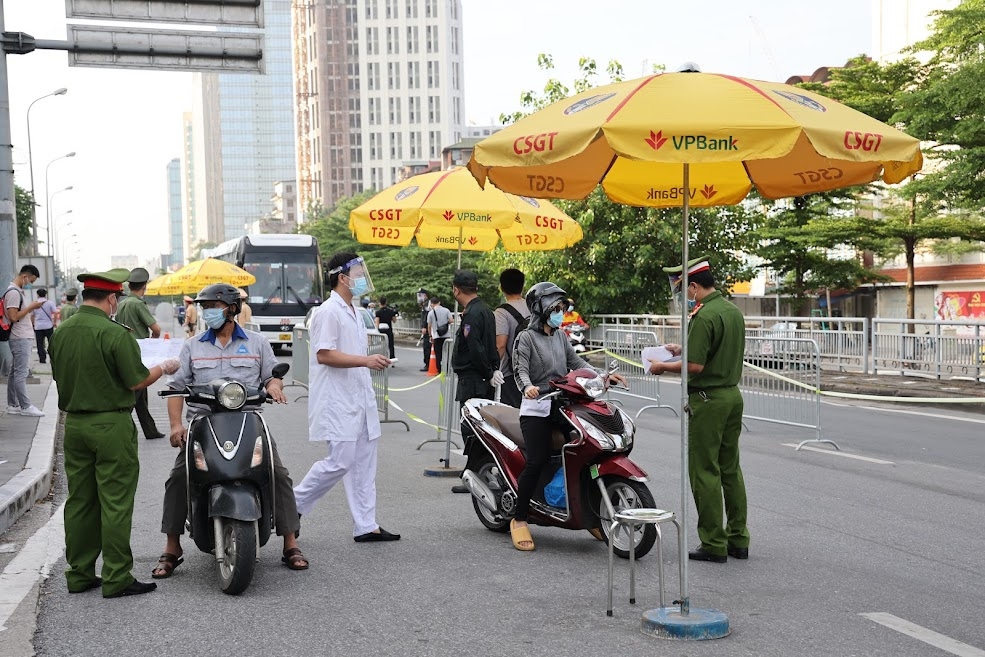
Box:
[426,25,439,53]
[387,62,401,90]
[386,27,399,54]
[407,61,420,89]
[388,97,402,123]
[366,27,379,55]
[405,0,417,18]
[389,132,403,159]
[427,61,439,88]
[406,25,419,54]
[452,61,460,91]
[428,96,440,122]
[429,130,441,159]
[366,0,377,19]
[408,96,420,123]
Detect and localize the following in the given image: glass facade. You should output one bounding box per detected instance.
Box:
[167,158,184,266]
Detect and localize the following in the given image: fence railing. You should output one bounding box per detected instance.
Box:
[601,329,678,418]
[368,333,410,431]
[872,318,985,380]
[290,326,310,391]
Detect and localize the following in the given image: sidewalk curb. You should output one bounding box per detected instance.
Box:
[0,383,58,536]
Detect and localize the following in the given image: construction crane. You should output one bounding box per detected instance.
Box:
[748,15,781,81]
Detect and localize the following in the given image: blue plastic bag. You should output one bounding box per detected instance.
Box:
[544,467,566,508]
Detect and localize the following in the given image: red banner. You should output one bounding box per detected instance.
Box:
[934,291,985,321]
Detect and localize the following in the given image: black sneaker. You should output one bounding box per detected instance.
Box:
[354,527,401,542]
[688,546,727,563]
[104,580,157,598]
[727,546,749,559]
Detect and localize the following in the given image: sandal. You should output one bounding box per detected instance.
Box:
[282,547,309,570]
[510,520,535,552]
[151,552,183,579]
[588,528,605,542]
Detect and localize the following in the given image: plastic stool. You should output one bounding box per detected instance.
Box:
[607,508,684,617]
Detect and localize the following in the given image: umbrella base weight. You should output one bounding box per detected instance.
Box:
[640,607,730,640]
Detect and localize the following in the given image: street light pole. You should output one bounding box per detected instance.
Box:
[26,87,67,256]
[44,153,74,258]
[47,185,72,258]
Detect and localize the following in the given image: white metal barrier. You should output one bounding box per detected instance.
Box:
[602,329,678,418]
[872,318,985,380]
[742,336,835,450]
[289,326,309,395]
[369,333,410,431]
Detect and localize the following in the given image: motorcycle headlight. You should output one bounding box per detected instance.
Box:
[618,409,636,447]
[250,436,265,468]
[581,420,616,450]
[217,381,247,410]
[575,375,605,399]
[192,441,208,471]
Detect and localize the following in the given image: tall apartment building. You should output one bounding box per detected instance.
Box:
[167,158,184,269]
[871,0,958,63]
[180,112,205,262]
[189,0,297,246]
[293,0,466,215]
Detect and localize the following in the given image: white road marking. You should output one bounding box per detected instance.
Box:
[861,612,985,657]
[0,503,65,633]
[822,402,985,425]
[782,443,894,465]
[0,460,7,466]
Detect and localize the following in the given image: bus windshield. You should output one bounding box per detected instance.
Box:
[243,253,322,314]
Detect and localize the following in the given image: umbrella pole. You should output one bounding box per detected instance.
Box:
[679,163,691,616]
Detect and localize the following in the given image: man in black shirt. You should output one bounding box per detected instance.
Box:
[417,287,431,372]
[374,296,398,361]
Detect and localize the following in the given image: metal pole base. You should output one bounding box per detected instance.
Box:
[382,419,411,432]
[635,404,679,419]
[795,438,841,451]
[416,437,461,450]
[641,607,730,641]
[423,466,464,477]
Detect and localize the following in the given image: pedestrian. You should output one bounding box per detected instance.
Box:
[493,268,530,408]
[114,268,165,441]
[183,296,198,336]
[152,283,307,577]
[236,288,253,328]
[32,288,57,364]
[510,282,627,550]
[293,252,400,542]
[426,296,453,373]
[4,265,46,417]
[413,288,431,371]
[49,268,181,597]
[59,287,79,321]
[450,270,502,494]
[649,256,749,563]
[374,296,399,361]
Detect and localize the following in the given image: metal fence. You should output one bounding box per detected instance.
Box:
[872,318,985,380]
[602,329,678,418]
[368,333,410,431]
[290,326,310,392]
[741,336,834,450]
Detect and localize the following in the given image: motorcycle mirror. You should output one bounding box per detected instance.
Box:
[272,363,290,379]
[608,361,620,373]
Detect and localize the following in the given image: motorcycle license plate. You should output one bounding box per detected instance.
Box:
[279,333,291,341]
[589,464,600,480]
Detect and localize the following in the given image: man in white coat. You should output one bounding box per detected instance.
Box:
[293,252,401,542]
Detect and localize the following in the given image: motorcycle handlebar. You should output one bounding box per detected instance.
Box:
[158,390,187,398]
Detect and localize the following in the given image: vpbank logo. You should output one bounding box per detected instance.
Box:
[442,210,455,221]
[647,130,738,151]
[394,185,419,201]
[645,130,668,150]
[772,89,826,112]
[699,185,717,200]
[516,195,540,208]
[563,92,617,115]
[468,236,479,246]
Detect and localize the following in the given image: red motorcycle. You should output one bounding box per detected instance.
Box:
[460,367,657,558]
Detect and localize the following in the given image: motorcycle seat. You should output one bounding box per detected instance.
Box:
[478,405,567,451]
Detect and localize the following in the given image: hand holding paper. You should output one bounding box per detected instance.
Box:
[641,345,682,371]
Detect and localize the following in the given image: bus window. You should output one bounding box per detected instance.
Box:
[285,262,322,305]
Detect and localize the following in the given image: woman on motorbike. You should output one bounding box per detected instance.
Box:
[511,282,626,551]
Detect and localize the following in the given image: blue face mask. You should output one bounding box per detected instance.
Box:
[203,308,227,330]
[23,283,33,290]
[348,276,369,297]
[687,296,698,311]
[548,311,565,328]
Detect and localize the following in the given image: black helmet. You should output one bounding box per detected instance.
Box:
[525,282,567,320]
[194,283,241,316]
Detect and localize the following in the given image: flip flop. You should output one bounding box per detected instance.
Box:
[588,528,605,542]
[282,547,309,570]
[510,520,535,551]
[151,553,183,579]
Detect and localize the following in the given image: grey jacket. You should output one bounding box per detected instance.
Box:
[514,325,591,392]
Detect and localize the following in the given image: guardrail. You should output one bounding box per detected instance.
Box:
[289,326,309,394]
[602,329,678,418]
[872,318,985,380]
[369,333,410,431]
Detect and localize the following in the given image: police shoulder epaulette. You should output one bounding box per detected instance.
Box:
[688,303,704,319]
[112,319,134,332]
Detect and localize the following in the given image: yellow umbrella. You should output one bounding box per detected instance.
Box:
[348,168,582,262]
[468,70,923,626]
[145,273,182,296]
[170,258,256,293]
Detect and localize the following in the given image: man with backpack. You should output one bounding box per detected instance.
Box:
[426,296,453,374]
[494,268,530,408]
[4,265,47,416]
[32,288,58,364]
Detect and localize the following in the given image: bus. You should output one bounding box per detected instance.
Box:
[205,234,323,349]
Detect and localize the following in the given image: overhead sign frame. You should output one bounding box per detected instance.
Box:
[65,0,263,28]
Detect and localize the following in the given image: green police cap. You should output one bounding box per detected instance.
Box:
[65,287,79,298]
[77,268,131,293]
[128,267,150,284]
[662,256,711,290]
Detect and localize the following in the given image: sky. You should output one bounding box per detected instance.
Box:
[5,0,874,273]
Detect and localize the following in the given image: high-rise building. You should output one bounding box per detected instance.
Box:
[190,0,297,245]
[110,255,139,270]
[180,112,204,263]
[167,158,184,268]
[871,0,958,62]
[293,0,466,215]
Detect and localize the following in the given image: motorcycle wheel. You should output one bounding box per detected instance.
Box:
[471,459,511,533]
[215,518,257,595]
[598,477,657,560]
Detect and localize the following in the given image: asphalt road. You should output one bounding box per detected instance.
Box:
[21,344,985,656]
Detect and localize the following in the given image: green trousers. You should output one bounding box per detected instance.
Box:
[63,412,139,596]
[688,386,749,556]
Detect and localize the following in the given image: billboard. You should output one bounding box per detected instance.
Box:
[65,0,263,27]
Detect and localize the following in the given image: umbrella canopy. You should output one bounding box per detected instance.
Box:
[169,258,256,294]
[468,71,922,205]
[468,69,924,617]
[349,168,582,253]
[145,273,182,296]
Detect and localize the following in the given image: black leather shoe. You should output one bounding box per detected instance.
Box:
[103,580,157,598]
[68,577,102,593]
[419,367,429,372]
[354,527,400,542]
[688,546,727,563]
[145,433,165,440]
[451,484,469,493]
[727,546,749,559]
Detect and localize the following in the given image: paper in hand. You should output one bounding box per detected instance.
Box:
[641,345,681,370]
[138,338,185,369]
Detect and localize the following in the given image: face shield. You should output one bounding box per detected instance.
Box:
[670,278,697,313]
[330,256,376,297]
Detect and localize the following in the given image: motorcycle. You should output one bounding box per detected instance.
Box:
[460,366,658,559]
[561,320,589,354]
[159,362,289,595]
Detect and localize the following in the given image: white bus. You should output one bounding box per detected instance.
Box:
[205,234,323,350]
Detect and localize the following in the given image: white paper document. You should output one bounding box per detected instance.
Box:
[138,338,185,368]
[641,345,681,370]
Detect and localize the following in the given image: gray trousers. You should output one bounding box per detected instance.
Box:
[161,438,300,537]
[6,338,32,409]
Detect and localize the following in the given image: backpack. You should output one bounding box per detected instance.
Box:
[498,303,530,362]
[0,286,23,342]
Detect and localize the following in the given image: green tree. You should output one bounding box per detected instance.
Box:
[15,185,33,255]
[190,240,217,260]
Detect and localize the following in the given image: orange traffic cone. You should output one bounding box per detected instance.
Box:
[426,347,439,376]
[163,332,170,340]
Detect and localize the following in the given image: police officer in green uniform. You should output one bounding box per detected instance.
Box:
[49,269,181,598]
[115,267,165,440]
[649,256,750,563]
[59,287,79,321]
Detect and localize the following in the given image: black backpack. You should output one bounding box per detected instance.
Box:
[498,303,530,360]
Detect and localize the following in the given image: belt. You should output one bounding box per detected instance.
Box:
[68,408,132,415]
[687,385,736,395]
